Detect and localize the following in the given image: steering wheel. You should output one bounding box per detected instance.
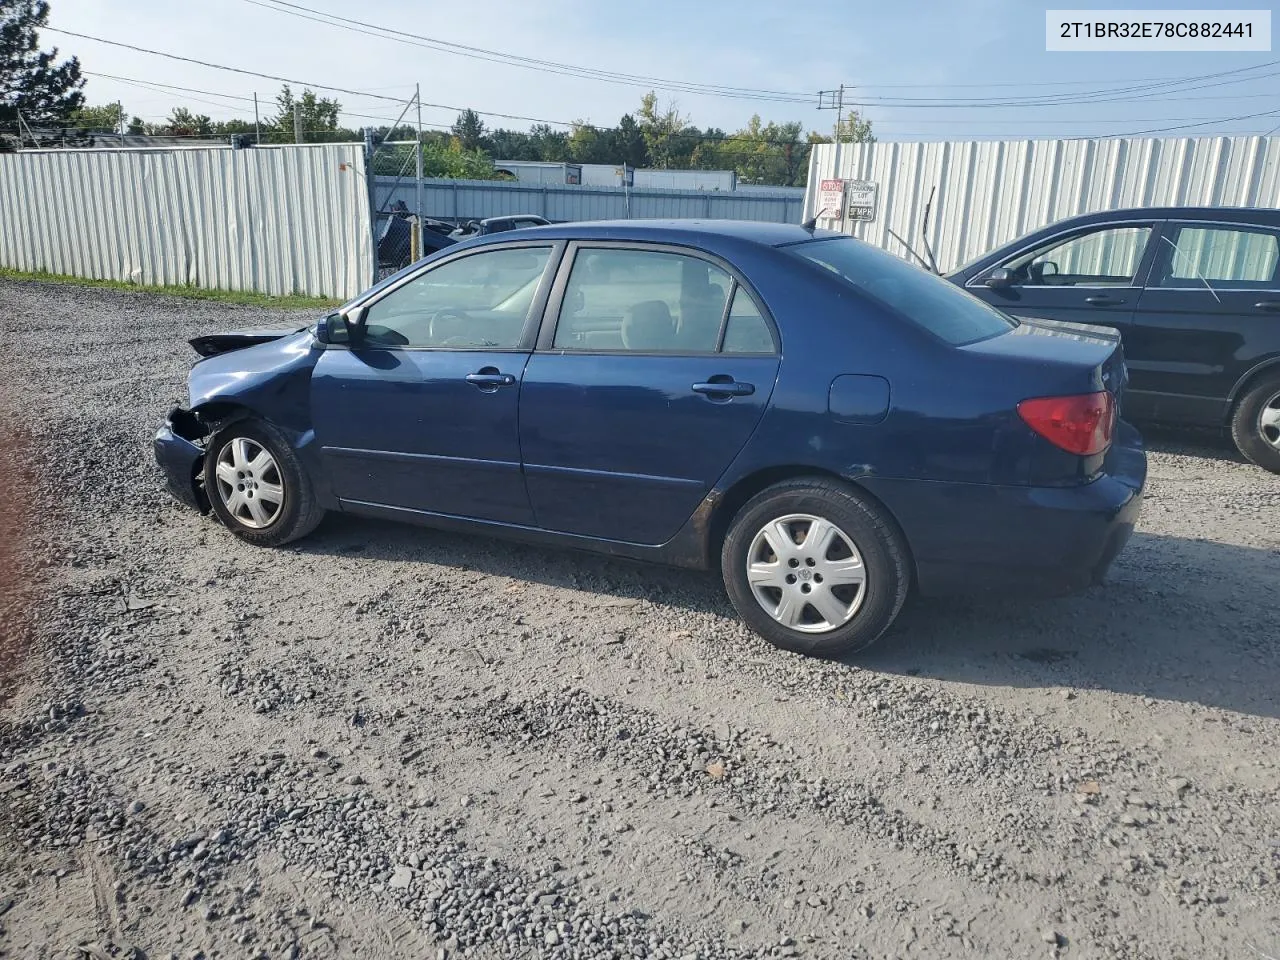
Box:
[428,308,471,342]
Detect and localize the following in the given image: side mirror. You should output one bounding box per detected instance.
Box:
[985,267,1015,289]
[317,307,365,345]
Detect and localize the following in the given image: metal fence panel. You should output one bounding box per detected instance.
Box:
[804,137,1280,272]
[0,144,373,299]
[373,176,804,225]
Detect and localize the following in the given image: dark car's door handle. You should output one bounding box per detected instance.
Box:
[1084,295,1125,306]
[692,379,755,398]
[465,370,517,389]
[1253,300,1280,312]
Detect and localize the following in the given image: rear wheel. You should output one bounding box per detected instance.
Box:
[204,419,325,546]
[1230,376,1280,474]
[720,479,910,658]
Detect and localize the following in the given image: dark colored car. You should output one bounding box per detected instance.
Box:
[450,214,552,240]
[950,206,1280,472]
[154,220,1145,658]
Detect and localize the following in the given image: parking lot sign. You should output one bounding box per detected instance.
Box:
[846,180,878,222]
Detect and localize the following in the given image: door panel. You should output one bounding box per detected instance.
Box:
[309,243,557,523]
[1130,221,1280,424]
[520,244,780,545]
[520,354,778,543]
[312,348,532,522]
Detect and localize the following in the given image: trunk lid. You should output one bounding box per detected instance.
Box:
[960,316,1128,486]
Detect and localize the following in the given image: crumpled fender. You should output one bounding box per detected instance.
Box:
[188,328,323,435]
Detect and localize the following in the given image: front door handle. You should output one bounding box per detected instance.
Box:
[1084,295,1125,306]
[465,368,517,390]
[692,379,755,398]
[1254,300,1280,312]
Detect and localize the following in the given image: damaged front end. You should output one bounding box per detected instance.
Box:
[154,407,213,513]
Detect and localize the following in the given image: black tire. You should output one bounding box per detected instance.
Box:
[1230,376,1280,474]
[204,418,325,547]
[720,478,911,658]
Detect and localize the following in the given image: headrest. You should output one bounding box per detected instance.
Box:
[621,300,675,351]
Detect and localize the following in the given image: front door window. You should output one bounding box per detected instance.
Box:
[998,225,1152,287]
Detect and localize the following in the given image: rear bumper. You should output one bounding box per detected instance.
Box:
[154,408,209,512]
[862,421,1147,597]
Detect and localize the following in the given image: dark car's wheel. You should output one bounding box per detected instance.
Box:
[720,479,910,658]
[204,419,325,546]
[1230,376,1280,474]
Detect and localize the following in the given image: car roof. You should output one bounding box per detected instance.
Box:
[1051,206,1280,226]
[466,218,843,248]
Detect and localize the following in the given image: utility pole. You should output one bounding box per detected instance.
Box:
[117,100,125,146]
[817,84,849,228]
[253,92,261,144]
[414,83,424,261]
[293,102,303,144]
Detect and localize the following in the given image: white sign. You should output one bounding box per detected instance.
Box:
[817,179,845,219]
[1046,10,1269,52]
[846,180,878,222]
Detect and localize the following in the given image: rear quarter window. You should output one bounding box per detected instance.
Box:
[790,237,1016,346]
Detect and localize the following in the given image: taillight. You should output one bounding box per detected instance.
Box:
[1017,391,1115,457]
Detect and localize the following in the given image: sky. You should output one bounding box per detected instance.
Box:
[41,0,1280,142]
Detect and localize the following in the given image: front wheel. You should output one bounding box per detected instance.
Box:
[720,479,911,658]
[204,418,325,546]
[1230,377,1280,474]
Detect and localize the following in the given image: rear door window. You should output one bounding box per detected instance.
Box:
[792,237,1014,346]
[1153,224,1280,288]
[553,248,732,353]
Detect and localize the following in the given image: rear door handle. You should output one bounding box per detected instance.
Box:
[465,369,517,389]
[1084,295,1125,306]
[1254,300,1280,312]
[692,379,754,398]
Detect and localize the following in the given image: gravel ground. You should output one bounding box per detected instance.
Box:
[0,278,1277,960]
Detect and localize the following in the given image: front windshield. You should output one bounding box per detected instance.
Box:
[791,237,1017,346]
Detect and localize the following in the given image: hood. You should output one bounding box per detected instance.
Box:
[189,326,310,358]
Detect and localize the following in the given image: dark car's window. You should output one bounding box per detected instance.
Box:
[553,248,732,353]
[721,287,775,353]
[792,237,1014,346]
[362,246,552,349]
[1154,224,1280,287]
[1000,225,1151,286]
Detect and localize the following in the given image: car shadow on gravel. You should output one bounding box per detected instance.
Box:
[863,531,1279,720]
[295,514,734,615]
[298,515,1277,720]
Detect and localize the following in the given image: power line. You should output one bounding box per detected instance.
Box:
[240,0,816,104]
[49,27,585,128]
[850,63,1280,109]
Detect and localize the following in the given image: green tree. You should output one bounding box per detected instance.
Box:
[808,109,875,145]
[164,107,213,137]
[71,101,121,133]
[268,84,340,143]
[637,91,686,169]
[613,113,647,168]
[528,122,568,162]
[0,0,84,147]
[451,108,485,152]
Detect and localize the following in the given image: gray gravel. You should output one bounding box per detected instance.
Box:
[0,277,1277,959]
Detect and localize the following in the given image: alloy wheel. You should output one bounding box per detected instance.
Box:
[213,437,286,529]
[745,513,867,634]
[1259,390,1280,451]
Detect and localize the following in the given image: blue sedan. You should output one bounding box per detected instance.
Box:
[154,220,1146,657]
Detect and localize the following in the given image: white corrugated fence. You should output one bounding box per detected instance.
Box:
[804,137,1280,273]
[0,143,373,300]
